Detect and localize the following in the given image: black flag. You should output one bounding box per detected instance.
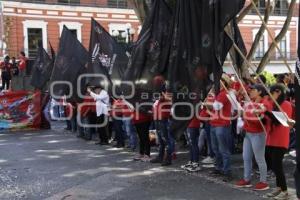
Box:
[88,18,128,95]
[30,43,53,90]
[50,25,88,102]
[167,0,245,138]
[49,42,56,61]
[122,0,173,110]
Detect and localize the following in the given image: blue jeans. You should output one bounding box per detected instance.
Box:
[243,132,267,182]
[123,118,137,149]
[167,119,176,157]
[78,116,88,137]
[289,128,296,150]
[114,119,126,146]
[187,128,200,162]
[211,126,232,174]
[204,123,214,158]
[155,119,175,160]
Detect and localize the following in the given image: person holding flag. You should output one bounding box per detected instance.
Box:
[235,84,271,191]
[87,86,110,145]
[265,84,293,199]
[204,74,233,182]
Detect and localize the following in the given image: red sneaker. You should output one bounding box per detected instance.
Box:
[235,179,252,188]
[254,182,269,191]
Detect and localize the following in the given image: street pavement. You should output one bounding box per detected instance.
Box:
[0,122,297,200]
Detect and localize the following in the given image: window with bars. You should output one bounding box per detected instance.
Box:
[274,0,289,15]
[57,0,80,5]
[107,0,128,8]
[255,36,265,59]
[27,28,42,59]
[278,35,288,58]
[251,0,289,16]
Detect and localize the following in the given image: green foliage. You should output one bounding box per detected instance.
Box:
[260,71,276,86]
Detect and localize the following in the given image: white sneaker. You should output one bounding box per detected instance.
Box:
[274,191,288,200]
[289,150,296,158]
[181,161,192,170]
[202,157,215,164]
[187,162,202,172]
[265,188,282,198]
[141,155,151,162]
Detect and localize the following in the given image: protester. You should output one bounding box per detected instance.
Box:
[87,86,110,145]
[65,101,77,133]
[181,112,203,172]
[265,84,293,199]
[205,74,233,182]
[200,92,216,165]
[77,94,96,139]
[0,55,12,90]
[121,99,138,151]
[236,84,270,191]
[150,90,173,166]
[18,51,28,77]
[132,110,152,162]
[111,98,127,148]
[40,91,51,129]
[11,57,19,76]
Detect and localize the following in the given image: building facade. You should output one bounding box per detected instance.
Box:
[0,0,140,59]
[0,0,298,74]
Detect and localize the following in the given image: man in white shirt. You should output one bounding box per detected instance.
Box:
[87,86,110,145]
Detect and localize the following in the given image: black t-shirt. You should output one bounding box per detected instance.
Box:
[11,63,19,76]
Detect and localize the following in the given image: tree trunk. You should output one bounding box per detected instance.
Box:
[237,0,259,23]
[256,0,296,73]
[247,0,274,63]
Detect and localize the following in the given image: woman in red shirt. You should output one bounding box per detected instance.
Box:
[150,94,173,166]
[132,109,153,162]
[236,84,270,191]
[265,84,293,199]
[181,109,203,172]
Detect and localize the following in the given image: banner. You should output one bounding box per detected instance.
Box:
[30,44,54,90]
[122,0,173,110]
[50,26,88,102]
[167,0,245,138]
[0,91,41,131]
[88,18,128,95]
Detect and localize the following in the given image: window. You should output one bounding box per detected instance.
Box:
[274,0,289,15]
[256,36,265,58]
[275,31,290,59]
[253,29,268,60]
[23,20,48,59]
[27,28,42,58]
[58,22,82,42]
[58,0,80,5]
[254,0,266,14]
[278,36,287,58]
[251,0,289,16]
[107,0,128,8]
[69,29,77,37]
